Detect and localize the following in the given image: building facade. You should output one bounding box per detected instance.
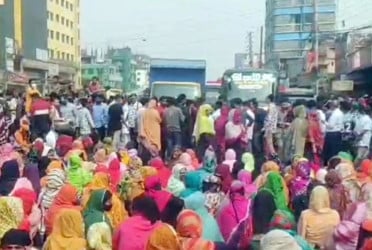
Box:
[336,0,372,30]
[47,0,81,83]
[265,0,336,78]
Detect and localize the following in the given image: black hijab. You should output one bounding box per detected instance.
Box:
[0,159,20,195]
[252,189,277,234]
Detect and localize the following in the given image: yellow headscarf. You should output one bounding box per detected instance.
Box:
[82,173,128,230]
[146,223,181,250]
[141,166,158,180]
[0,197,24,239]
[44,209,86,250]
[87,222,112,250]
[193,104,215,142]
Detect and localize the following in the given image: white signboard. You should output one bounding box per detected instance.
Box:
[332,80,354,91]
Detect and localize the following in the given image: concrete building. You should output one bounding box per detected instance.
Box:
[47,0,81,84]
[135,69,148,88]
[265,0,336,78]
[0,0,50,85]
[81,55,123,89]
[336,0,372,30]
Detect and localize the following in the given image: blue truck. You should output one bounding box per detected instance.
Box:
[149,58,206,100]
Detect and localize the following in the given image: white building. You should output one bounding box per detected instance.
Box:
[135,69,148,88]
[336,0,372,30]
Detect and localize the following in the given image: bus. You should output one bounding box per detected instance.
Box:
[221,68,277,106]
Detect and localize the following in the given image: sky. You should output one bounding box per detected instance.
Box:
[81,0,265,79]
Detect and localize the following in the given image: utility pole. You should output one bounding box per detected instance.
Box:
[259,26,264,68]
[313,0,319,73]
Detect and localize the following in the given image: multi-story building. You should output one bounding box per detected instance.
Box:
[134,54,150,88]
[47,0,81,84]
[81,55,123,89]
[265,0,336,78]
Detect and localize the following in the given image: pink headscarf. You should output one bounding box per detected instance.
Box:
[144,176,172,212]
[216,180,251,241]
[333,202,367,250]
[223,149,236,172]
[237,169,257,198]
[216,164,233,193]
[9,177,34,196]
[108,158,121,191]
[150,157,171,188]
[186,149,200,169]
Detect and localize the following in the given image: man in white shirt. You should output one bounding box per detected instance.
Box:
[243,100,255,153]
[323,100,344,164]
[354,106,372,163]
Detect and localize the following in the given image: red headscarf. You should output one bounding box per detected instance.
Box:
[144,176,172,212]
[12,188,36,215]
[108,158,121,191]
[215,105,229,136]
[215,164,233,193]
[150,157,171,188]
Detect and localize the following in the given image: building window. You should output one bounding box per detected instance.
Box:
[57,51,60,59]
[61,17,65,25]
[56,31,60,40]
[56,14,59,22]
[61,0,64,6]
[50,12,54,21]
[66,20,69,27]
[70,3,73,11]
[66,53,70,61]
[71,55,74,61]
[49,30,54,39]
[61,52,65,59]
[65,0,69,8]
[49,50,54,59]
[71,38,74,45]
[66,36,70,44]
[62,34,65,43]
[56,0,59,4]
[70,22,73,28]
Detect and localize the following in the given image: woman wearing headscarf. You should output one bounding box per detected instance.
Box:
[186,149,200,169]
[179,171,202,198]
[167,163,187,197]
[290,105,308,157]
[241,152,255,173]
[196,147,218,185]
[193,104,215,160]
[238,169,257,198]
[66,154,92,193]
[254,160,281,189]
[176,209,215,250]
[12,188,41,239]
[9,177,34,195]
[184,191,224,242]
[45,184,80,235]
[269,210,313,250]
[202,175,225,215]
[113,196,162,250]
[40,169,65,211]
[214,104,229,159]
[107,157,122,192]
[0,159,20,196]
[225,109,247,160]
[83,173,128,230]
[358,159,372,185]
[325,169,350,218]
[215,164,233,194]
[222,149,236,172]
[0,229,36,250]
[262,172,289,210]
[144,176,173,214]
[43,209,87,250]
[178,152,194,171]
[336,162,360,203]
[260,229,302,250]
[0,197,25,239]
[146,223,182,250]
[298,186,340,249]
[139,98,162,162]
[250,189,277,249]
[84,189,113,250]
[216,180,250,242]
[0,143,23,170]
[290,161,311,202]
[63,139,87,162]
[150,157,171,188]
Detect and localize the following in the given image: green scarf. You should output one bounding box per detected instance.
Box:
[263,172,288,210]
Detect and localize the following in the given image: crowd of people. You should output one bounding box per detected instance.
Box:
[1,83,372,250]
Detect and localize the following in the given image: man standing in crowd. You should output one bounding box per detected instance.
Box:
[76,98,95,138]
[354,104,372,164]
[243,100,255,153]
[127,94,142,146]
[323,100,344,164]
[108,95,124,150]
[263,94,278,158]
[164,97,185,159]
[92,95,108,141]
[29,91,51,140]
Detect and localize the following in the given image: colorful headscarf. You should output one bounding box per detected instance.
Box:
[166,164,186,197]
[150,157,171,187]
[180,171,202,198]
[242,152,255,172]
[260,229,301,250]
[176,209,215,250]
[223,149,236,172]
[291,161,311,198]
[0,197,24,239]
[41,169,66,209]
[144,176,172,213]
[263,172,288,210]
